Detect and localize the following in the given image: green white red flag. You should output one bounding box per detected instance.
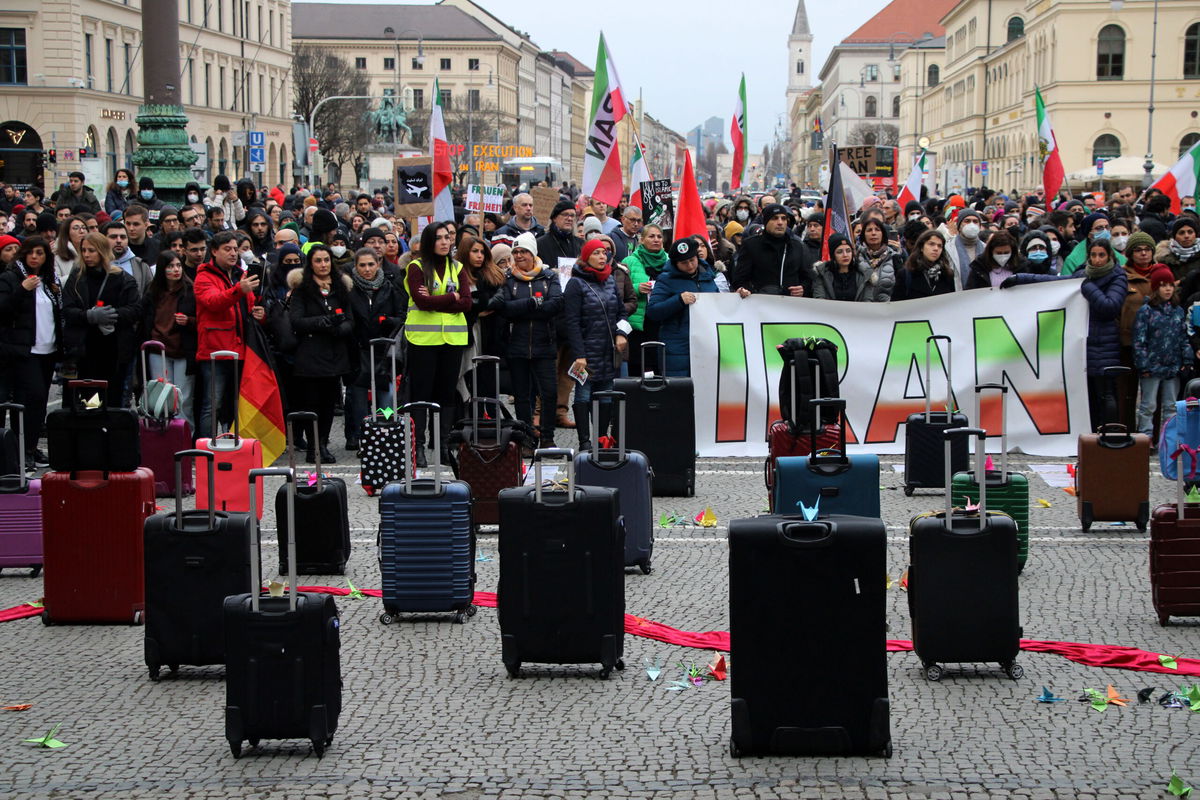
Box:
[582,33,630,206]
[896,150,926,209]
[730,74,747,190]
[628,131,651,211]
[1035,87,1064,202]
[1149,139,1200,215]
[430,77,454,222]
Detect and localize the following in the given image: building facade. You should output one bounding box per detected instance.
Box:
[0,0,295,191]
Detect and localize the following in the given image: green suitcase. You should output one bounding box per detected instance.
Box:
[950,384,1030,572]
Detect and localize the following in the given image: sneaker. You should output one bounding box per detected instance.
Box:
[30,449,49,468]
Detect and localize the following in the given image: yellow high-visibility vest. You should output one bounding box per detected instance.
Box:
[404,259,469,346]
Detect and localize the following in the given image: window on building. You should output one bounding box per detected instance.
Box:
[0,28,25,86]
[1092,134,1121,163]
[203,0,209,28]
[105,38,113,92]
[123,42,132,94]
[440,58,451,70]
[258,74,264,113]
[1097,25,1125,80]
[217,0,224,32]
[411,57,423,70]
[892,95,900,117]
[411,88,424,109]
[865,64,879,81]
[796,59,804,74]
[257,6,262,43]
[1182,133,1200,157]
[354,57,366,69]
[187,57,194,103]
[439,88,452,106]
[865,96,877,117]
[269,76,275,115]
[469,58,480,71]
[1007,16,1025,42]
[186,0,192,23]
[205,63,211,106]
[85,33,94,89]
[468,88,480,110]
[1185,22,1200,79]
[927,64,940,87]
[219,65,226,108]
[384,57,395,71]
[892,63,901,82]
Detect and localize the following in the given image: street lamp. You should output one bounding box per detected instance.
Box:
[1110,0,1159,189]
[382,26,425,147]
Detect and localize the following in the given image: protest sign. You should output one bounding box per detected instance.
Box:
[465,184,504,214]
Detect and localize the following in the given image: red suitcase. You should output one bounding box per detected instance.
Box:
[0,403,42,576]
[42,467,155,624]
[1150,450,1200,625]
[138,341,193,497]
[195,351,263,518]
[455,357,523,528]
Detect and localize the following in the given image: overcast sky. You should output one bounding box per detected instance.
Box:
[297,0,893,150]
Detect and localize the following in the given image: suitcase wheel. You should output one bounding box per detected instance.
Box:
[311,738,325,757]
[599,666,612,679]
[133,609,143,625]
[903,486,914,497]
[1159,614,1171,627]
[229,740,242,759]
[453,605,478,624]
[148,665,161,681]
[729,738,744,759]
[1003,662,1024,680]
[505,662,521,679]
[249,738,260,748]
[379,612,397,625]
[40,612,50,626]
[882,742,893,759]
[639,560,653,576]
[924,664,944,682]
[29,565,41,578]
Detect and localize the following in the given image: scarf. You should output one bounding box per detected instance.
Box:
[859,243,892,270]
[632,245,667,275]
[16,261,61,308]
[513,266,539,282]
[953,235,984,277]
[351,268,385,293]
[582,262,612,283]
[1129,260,1155,277]
[1085,259,1116,280]
[1170,240,1200,261]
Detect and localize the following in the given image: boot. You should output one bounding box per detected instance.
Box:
[556,403,576,429]
[415,447,429,469]
[573,402,591,453]
[319,444,337,464]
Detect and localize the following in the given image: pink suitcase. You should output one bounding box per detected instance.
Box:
[195,351,263,518]
[138,341,194,497]
[0,403,42,576]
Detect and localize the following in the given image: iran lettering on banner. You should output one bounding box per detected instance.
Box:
[1149,139,1200,215]
[465,184,504,214]
[582,33,630,207]
[688,281,1090,457]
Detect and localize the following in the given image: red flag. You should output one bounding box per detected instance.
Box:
[237,322,286,466]
[673,150,708,245]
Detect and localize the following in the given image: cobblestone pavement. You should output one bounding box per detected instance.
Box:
[1,429,1199,799]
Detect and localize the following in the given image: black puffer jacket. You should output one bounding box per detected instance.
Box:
[563,265,625,383]
[287,269,356,378]
[61,266,140,361]
[0,264,62,361]
[536,227,583,266]
[347,278,404,388]
[495,266,563,360]
[731,230,814,296]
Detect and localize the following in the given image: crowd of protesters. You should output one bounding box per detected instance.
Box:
[0,169,1196,469]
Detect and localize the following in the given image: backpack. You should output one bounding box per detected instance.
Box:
[777,337,840,435]
[1159,399,1200,481]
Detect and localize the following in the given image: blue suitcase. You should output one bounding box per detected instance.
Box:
[377,402,476,624]
[574,391,654,575]
[773,398,880,518]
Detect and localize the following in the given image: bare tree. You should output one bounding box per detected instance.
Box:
[846,123,900,147]
[292,44,374,183]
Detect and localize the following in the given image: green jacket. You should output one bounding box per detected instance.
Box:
[622,245,668,331]
[1061,239,1126,276]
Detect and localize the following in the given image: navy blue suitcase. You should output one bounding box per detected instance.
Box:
[774,398,880,518]
[573,391,654,575]
[377,402,476,624]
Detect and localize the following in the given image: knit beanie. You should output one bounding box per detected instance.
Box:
[579,238,608,265]
[1125,231,1156,253]
[1150,265,1176,291]
[724,221,745,238]
[1172,216,1199,237]
[490,242,513,264]
[550,200,575,221]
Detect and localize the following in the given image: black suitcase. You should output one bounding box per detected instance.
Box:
[612,341,695,496]
[46,379,140,472]
[224,467,342,758]
[903,335,969,495]
[497,449,625,678]
[277,412,351,575]
[729,512,890,758]
[907,427,1023,682]
[144,449,255,679]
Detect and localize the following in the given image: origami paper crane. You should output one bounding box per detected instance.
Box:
[707,652,727,681]
[1160,690,1187,709]
[377,407,395,420]
[1106,685,1129,706]
[1036,498,1052,508]
[885,574,896,590]
[665,680,691,691]
[1062,486,1077,496]
[643,656,663,682]
[475,552,493,563]
[23,722,66,749]
[1186,685,1200,712]
[1066,463,1076,478]
[1137,687,1157,703]
[963,497,980,512]
[985,455,995,471]
[267,580,287,597]
[1080,687,1108,712]
[797,496,819,521]
[1188,486,1200,503]
[1035,686,1065,703]
[695,507,718,527]
[346,579,364,600]
[1168,772,1193,798]
[3,704,32,711]
[84,393,101,410]
[1160,654,1180,670]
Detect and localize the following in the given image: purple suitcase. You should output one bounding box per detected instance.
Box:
[138,341,193,497]
[0,403,43,576]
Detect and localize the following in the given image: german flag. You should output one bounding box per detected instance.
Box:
[237,322,286,466]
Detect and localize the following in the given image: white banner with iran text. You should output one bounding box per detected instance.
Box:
[687,282,1090,457]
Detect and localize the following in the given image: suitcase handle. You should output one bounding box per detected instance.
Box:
[973,383,1008,475]
[286,411,321,477]
[639,341,667,387]
[175,449,215,529]
[140,340,169,401]
[775,520,833,547]
[591,390,627,461]
[208,351,242,444]
[1096,423,1135,450]
[533,448,575,503]
[471,355,503,444]
[0,403,27,491]
[248,467,296,612]
[400,402,441,493]
[368,337,400,424]
[807,398,849,467]
[945,427,987,529]
[924,335,953,422]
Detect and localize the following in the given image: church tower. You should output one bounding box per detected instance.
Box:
[787,0,814,107]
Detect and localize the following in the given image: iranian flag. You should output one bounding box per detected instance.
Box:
[1035,86,1064,202]
[1150,139,1200,214]
[896,150,926,209]
[582,33,630,206]
[628,131,651,211]
[730,74,747,190]
[429,77,454,222]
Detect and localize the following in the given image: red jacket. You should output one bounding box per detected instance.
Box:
[194,260,249,360]
[269,185,286,208]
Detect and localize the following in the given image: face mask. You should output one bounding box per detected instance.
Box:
[240,251,256,266]
[116,180,129,189]
[330,245,347,257]
[1050,240,1061,255]
[736,209,750,222]
[1091,229,1111,242]
[1026,216,1039,225]
[1027,251,1049,264]
[140,190,153,200]
[908,213,921,221]
[993,253,1011,267]
[187,193,199,203]
[1111,235,1128,252]
[960,223,980,239]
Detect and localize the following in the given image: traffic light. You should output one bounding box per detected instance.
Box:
[78,146,91,159]
[46,149,56,164]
